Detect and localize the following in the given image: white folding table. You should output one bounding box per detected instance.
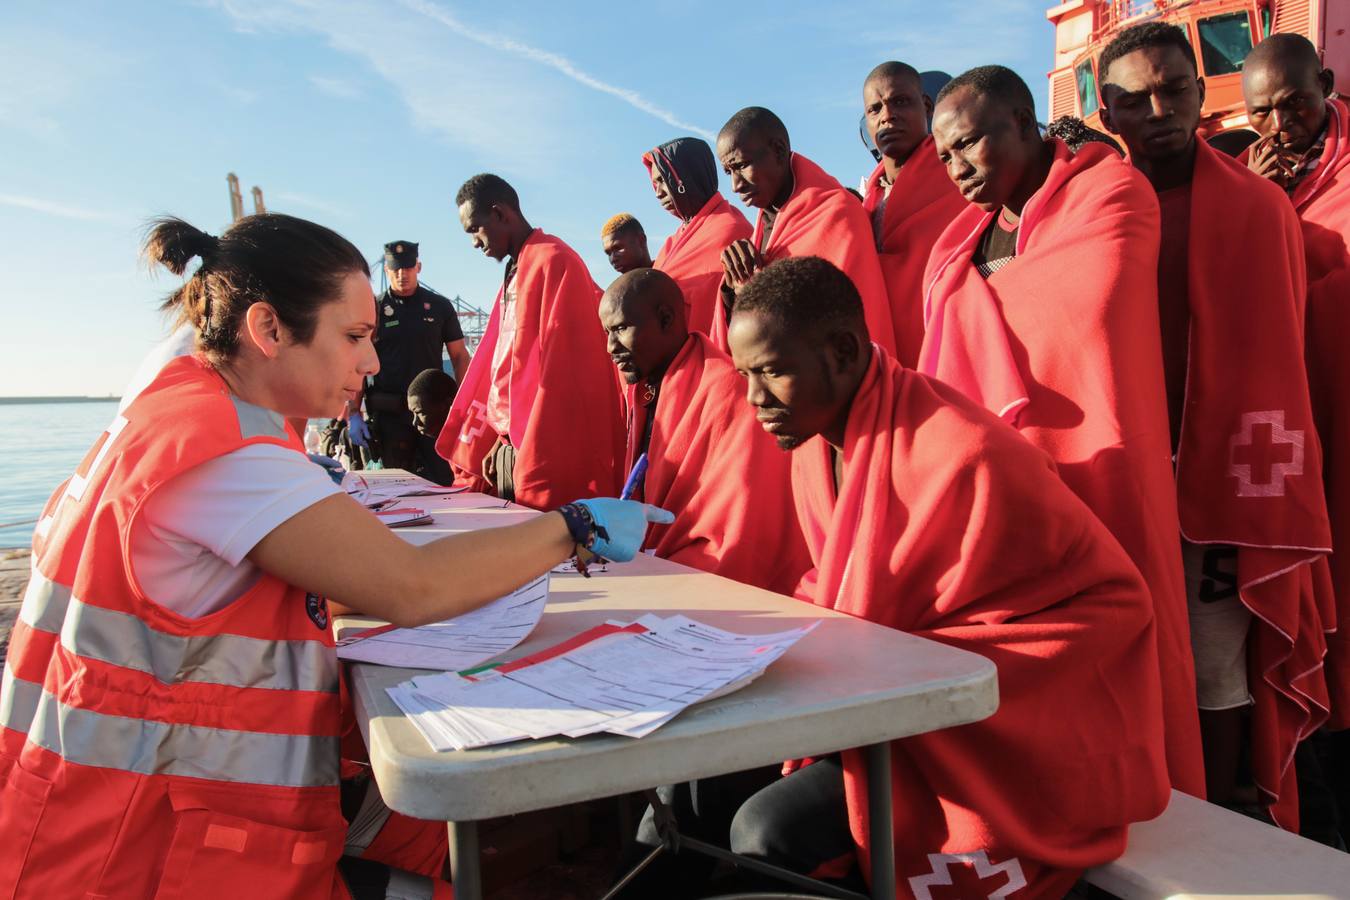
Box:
[343,488,999,899]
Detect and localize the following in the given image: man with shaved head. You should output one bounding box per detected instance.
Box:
[642,137,753,336]
[1099,23,1334,827]
[1243,37,1350,748]
[711,106,895,356]
[597,268,808,594]
[713,255,1167,897]
[600,213,653,275]
[437,173,626,508]
[921,64,1204,798]
[859,61,968,365]
[1243,34,1338,192]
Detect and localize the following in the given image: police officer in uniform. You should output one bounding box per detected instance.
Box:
[365,240,470,473]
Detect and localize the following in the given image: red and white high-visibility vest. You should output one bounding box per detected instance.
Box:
[0,356,347,899]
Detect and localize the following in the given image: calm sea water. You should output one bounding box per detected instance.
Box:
[0,401,120,547]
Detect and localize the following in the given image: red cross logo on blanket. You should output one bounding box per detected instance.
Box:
[909,851,1027,899]
[1228,410,1304,497]
[459,400,489,444]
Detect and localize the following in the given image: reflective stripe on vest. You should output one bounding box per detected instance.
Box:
[20,570,337,695]
[23,682,339,787]
[0,668,42,737]
[230,395,289,441]
[18,567,72,635]
[3,355,345,864]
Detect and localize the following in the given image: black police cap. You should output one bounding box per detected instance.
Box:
[384,241,419,270]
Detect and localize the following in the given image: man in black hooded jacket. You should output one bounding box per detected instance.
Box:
[641,137,752,336]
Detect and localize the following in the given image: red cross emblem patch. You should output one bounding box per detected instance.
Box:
[460,399,489,443]
[1228,410,1304,498]
[908,851,1027,899]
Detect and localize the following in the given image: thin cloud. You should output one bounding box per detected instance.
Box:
[0,28,119,142]
[308,75,364,100]
[209,0,567,170]
[394,0,715,140]
[216,81,259,105]
[0,192,127,224]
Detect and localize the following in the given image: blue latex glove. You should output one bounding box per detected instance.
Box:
[347,411,371,448]
[575,498,675,562]
[307,453,346,486]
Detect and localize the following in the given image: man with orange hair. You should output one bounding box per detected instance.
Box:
[601,213,653,275]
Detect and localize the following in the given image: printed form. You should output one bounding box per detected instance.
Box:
[387,615,818,751]
[337,573,550,671]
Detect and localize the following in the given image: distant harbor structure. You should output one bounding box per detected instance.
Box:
[450,294,490,354]
[226,172,266,222]
[0,396,118,405]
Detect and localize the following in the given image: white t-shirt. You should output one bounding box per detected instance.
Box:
[120,329,341,617]
[130,444,341,617]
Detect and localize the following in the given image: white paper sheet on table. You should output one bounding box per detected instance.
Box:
[343,472,471,506]
[337,573,550,670]
[387,614,817,751]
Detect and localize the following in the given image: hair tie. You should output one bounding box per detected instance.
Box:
[196,234,219,337]
[199,232,221,262]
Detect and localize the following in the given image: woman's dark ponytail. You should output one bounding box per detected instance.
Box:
[141,213,369,363]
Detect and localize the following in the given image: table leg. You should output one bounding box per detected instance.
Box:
[448,820,482,900]
[864,742,896,900]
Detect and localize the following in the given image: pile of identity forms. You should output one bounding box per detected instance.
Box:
[387,615,817,751]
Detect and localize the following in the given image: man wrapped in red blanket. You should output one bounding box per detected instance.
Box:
[597,268,809,594]
[642,137,753,337]
[711,106,895,357]
[1099,24,1334,828]
[1242,34,1350,734]
[859,61,968,366]
[436,174,625,509]
[719,256,1168,899]
[923,64,1203,796]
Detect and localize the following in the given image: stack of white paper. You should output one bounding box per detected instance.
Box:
[387,615,818,751]
[337,574,549,671]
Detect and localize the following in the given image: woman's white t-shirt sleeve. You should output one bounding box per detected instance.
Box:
[130,443,342,618]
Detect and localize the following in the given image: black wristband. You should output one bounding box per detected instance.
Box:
[556,503,594,549]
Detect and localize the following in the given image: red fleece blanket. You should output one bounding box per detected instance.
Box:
[643,187,752,338]
[436,230,625,509]
[624,333,809,595]
[1282,96,1350,730]
[709,153,894,356]
[1174,139,1334,827]
[918,140,1204,796]
[861,136,969,366]
[793,349,1168,899]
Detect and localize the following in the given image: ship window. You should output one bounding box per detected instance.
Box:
[1076,59,1099,117]
[1197,12,1254,76]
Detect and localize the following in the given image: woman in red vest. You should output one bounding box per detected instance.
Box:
[0,213,668,900]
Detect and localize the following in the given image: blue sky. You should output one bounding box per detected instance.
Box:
[0,1,1053,396]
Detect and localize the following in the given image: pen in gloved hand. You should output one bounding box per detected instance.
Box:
[619,453,649,502]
